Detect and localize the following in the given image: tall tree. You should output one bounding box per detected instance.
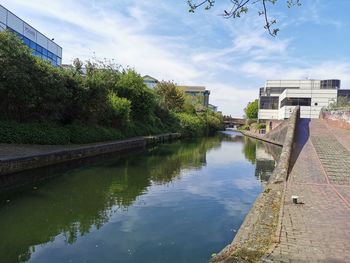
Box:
[244,99,259,119]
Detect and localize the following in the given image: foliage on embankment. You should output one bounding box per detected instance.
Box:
[0,31,223,144]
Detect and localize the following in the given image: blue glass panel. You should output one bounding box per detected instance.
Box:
[23,37,30,46]
[29,40,36,49]
[36,45,43,54]
[42,48,48,56]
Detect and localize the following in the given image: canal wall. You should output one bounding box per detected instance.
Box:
[240,120,289,147]
[320,109,350,130]
[211,107,300,263]
[0,133,181,176]
[240,131,283,147]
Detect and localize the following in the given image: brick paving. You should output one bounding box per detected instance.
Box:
[264,119,350,262]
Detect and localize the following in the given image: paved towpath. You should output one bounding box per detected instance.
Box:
[264,119,350,262]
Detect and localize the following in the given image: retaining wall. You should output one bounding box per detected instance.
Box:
[0,133,181,176]
[211,107,300,263]
[321,109,350,130]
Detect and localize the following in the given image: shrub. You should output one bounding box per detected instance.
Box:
[105,93,131,127]
[175,113,205,137]
[68,124,123,144]
[0,121,123,145]
[155,81,185,112]
[115,70,156,121]
[0,30,223,144]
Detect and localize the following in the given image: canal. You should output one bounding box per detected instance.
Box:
[0,131,281,263]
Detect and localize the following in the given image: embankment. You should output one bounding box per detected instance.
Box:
[211,107,300,263]
[0,133,180,176]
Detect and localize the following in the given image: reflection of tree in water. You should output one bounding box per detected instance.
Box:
[0,136,221,263]
[242,137,257,164]
[232,133,282,182]
[149,137,221,184]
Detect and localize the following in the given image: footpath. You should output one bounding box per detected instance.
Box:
[264,119,350,262]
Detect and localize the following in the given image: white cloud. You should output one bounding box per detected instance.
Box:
[240,61,350,88]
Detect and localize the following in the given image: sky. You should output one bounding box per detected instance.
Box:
[2,0,350,117]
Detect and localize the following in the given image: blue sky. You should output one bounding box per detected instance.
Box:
[2,0,350,117]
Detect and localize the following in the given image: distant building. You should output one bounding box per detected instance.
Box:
[178,86,210,107]
[208,104,218,112]
[0,5,62,66]
[143,75,159,89]
[258,79,350,120]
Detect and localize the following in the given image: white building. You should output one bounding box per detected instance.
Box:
[0,5,62,66]
[143,75,159,89]
[258,79,341,120]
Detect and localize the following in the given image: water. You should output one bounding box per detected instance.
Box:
[0,131,281,263]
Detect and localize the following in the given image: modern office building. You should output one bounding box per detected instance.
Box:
[0,5,62,66]
[258,79,344,120]
[178,86,210,107]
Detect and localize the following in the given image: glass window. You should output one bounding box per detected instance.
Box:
[259,96,279,109]
[42,48,48,56]
[280,97,311,107]
[36,45,43,54]
[29,40,36,49]
[23,37,30,46]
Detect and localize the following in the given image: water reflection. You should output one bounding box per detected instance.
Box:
[0,132,280,263]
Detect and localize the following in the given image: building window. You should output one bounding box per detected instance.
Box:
[280,97,311,107]
[259,96,279,109]
[320,79,340,89]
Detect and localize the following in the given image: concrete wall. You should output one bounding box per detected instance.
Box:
[321,109,350,129]
[266,79,321,90]
[258,109,279,120]
[0,133,181,176]
[211,107,300,263]
[279,89,337,119]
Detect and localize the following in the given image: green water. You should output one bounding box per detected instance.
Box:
[0,131,280,263]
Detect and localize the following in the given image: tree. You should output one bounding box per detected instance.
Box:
[155,81,185,112]
[336,96,350,108]
[244,99,258,119]
[115,69,157,120]
[187,0,301,36]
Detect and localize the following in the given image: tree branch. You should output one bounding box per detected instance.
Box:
[187,0,301,37]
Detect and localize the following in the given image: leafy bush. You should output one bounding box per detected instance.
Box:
[206,114,222,135]
[238,124,250,131]
[0,121,123,145]
[68,124,123,144]
[155,81,185,112]
[105,93,131,127]
[115,70,156,121]
[0,30,224,144]
[175,113,205,137]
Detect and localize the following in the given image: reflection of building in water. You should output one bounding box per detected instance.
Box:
[255,143,277,182]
